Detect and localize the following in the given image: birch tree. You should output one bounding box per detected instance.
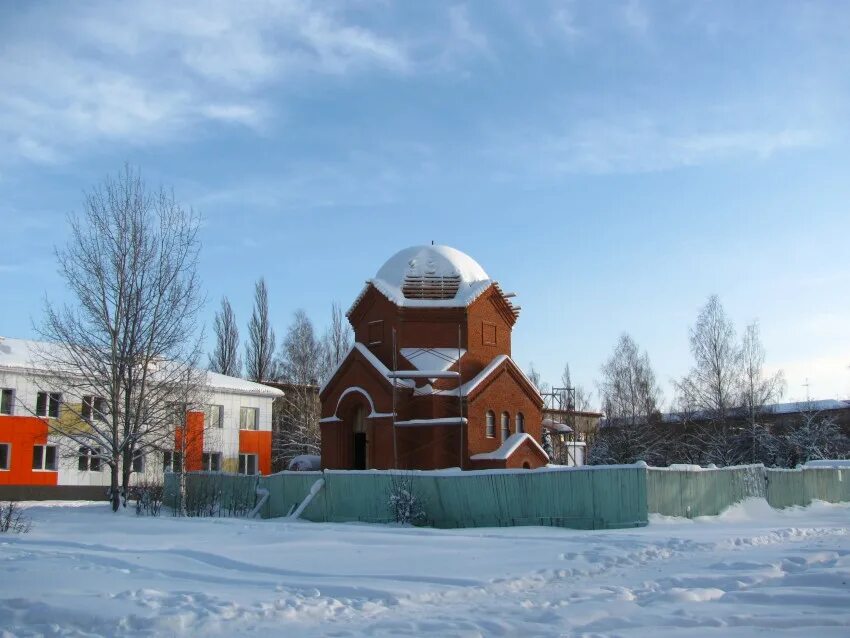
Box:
[274,310,322,466]
[35,165,204,511]
[208,296,242,377]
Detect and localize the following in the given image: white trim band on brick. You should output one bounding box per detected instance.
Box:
[394,417,468,427]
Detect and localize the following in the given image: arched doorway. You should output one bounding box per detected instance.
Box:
[352,405,368,470]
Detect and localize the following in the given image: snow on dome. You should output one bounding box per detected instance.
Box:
[369,245,493,307]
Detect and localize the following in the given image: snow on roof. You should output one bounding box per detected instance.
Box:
[348,245,501,312]
[400,347,465,374]
[319,342,415,395]
[456,355,543,401]
[470,433,549,461]
[202,370,283,397]
[766,400,850,414]
[0,337,281,398]
[542,417,573,433]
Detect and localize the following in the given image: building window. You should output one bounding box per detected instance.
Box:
[0,443,9,470]
[501,412,510,441]
[33,444,58,471]
[482,321,497,346]
[367,320,384,345]
[238,453,258,475]
[78,446,101,471]
[36,392,61,418]
[82,396,108,422]
[485,410,495,438]
[240,407,258,430]
[1,389,14,415]
[132,450,145,472]
[202,452,222,472]
[163,450,183,473]
[516,412,525,434]
[205,404,223,429]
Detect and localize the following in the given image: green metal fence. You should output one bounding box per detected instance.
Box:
[647,465,766,518]
[303,465,648,529]
[164,462,849,528]
[766,466,850,509]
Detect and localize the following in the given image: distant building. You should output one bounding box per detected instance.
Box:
[320,245,548,471]
[0,337,281,499]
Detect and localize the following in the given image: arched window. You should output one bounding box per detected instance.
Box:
[485,411,495,438]
[516,412,525,434]
[501,411,510,441]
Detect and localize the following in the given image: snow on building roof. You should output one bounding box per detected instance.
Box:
[542,417,573,433]
[766,400,850,414]
[318,342,415,395]
[400,347,465,374]
[348,245,504,312]
[455,355,543,401]
[470,433,549,461]
[0,337,281,398]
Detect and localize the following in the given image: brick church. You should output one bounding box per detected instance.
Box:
[320,245,548,471]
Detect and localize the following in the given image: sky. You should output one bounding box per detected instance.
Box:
[1,0,849,408]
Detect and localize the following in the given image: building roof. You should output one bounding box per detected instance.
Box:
[0,337,282,398]
[348,244,518,313]
[470,433,549,461]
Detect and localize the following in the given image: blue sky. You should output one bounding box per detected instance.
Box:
[2,0,849,406]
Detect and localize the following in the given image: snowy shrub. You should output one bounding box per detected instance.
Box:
[0,501,31,534]
[129,480,165,517]
[388,475,426,526]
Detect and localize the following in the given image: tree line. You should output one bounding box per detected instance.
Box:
[207,282,352,469]
[584,295,848,467]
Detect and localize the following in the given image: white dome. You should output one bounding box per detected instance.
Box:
[375,245,489,287]
[369,245,492,306]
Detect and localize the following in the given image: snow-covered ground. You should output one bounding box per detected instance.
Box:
[2,500,849,637]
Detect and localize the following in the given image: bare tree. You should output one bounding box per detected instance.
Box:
[591,334,661,465]
[560,363,592,412]
[319,302,353,384]
[736,321,785,464]
[245,278,276,383]
[783,402,847,466]
[35,165,204,511]
[208,296,242,377]
[599,334,662,426]
[677,295,740,425]
[274,310,322,467]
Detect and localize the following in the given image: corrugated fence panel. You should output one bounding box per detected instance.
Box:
[647,465,765,518]
[311,466,647,530]
[163,464,846,526]
[260,471,324,519]
[766,467,850,508]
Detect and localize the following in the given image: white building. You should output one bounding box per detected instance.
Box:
[0,337,282,499]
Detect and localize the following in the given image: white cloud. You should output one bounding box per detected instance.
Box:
[621,0,650,37]
[448,5,491,57]
[0,0,409,165]
[490,115,820,176]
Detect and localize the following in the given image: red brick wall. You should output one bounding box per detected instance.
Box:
[467,364,543,463]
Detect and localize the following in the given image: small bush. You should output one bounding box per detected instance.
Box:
[129,480,165,517]
[0,501,32,534]
[388,475,426,526]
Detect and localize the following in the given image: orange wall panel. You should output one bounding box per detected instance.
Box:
[0,416,57,486]
[174,411,205,472]
[239,429,272,475]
